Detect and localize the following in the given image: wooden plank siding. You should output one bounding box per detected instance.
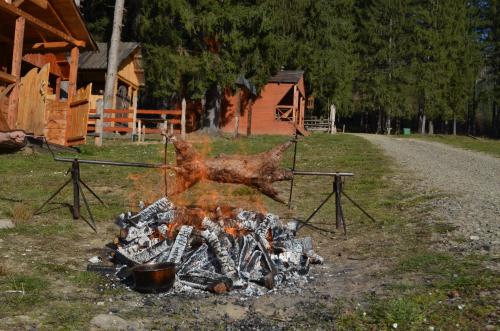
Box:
[221,82,306,136]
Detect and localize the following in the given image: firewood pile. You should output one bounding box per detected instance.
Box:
[110,197,323,294]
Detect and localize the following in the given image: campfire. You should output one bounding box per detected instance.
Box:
[109,197,323,294]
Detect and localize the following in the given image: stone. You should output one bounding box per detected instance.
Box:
[0,219,15,229]
[469,235,480,241]
[90,314,139,331]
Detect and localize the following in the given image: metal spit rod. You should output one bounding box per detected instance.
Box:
[53,157,163,168]
[292,170,354,177]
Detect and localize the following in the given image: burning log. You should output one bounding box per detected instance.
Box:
[162,225,193,264]
[200,229,238,278]
[164,136,294,203]
[179,269,233,294]
[108,197,323,294]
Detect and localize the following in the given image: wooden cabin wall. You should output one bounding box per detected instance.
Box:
[221,83,299,135]
[117,55,142,89]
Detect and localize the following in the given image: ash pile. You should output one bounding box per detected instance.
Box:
[110,197,323,294]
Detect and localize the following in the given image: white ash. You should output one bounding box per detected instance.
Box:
[110,197,323,294]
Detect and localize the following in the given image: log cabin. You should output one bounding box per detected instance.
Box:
[0,0,97,147]
[221,70,308,136]
[78,42,145,135]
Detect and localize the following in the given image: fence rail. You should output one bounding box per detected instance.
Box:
[88,108,182,138]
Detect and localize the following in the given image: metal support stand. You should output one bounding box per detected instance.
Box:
[34,159,104,232]
[288,135,376,236]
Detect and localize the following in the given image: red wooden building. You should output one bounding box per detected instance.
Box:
[221,70,307,136]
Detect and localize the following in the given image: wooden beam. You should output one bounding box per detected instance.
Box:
[0,1,85,47]
[7,16,25,129]
[67,47,79,102]
[46,1,71,35]
[0,71,16,84]
[13,0,25,7]
[32,41,69,50]
[27,0,48,9]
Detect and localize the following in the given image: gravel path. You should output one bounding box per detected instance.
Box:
[358,134,500,255]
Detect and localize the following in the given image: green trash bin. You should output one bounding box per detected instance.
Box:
[403,128,411,136]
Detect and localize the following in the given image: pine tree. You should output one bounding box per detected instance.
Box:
[356,0,413,133]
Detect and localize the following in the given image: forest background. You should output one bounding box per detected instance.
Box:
[80,0,500,137]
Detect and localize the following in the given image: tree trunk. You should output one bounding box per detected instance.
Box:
[428,120,434,135]
[395,117,401,135]
[492,102,498,138]
[181,98,187,140]
[203,85,221,134]
[386,116,391,135]
[233,88,241,138]
[162,135,293,203]
[103,0,125,143]
[453,115,457,135]
[246,101,253,136]
[420,114,426,134]
[376,109,382,134]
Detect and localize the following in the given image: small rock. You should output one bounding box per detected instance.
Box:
[0,219,15,229]
[447,290,460,298]
[88,256,102,264]
[428,326,435,331]
[90,314,137,331]
[485,325,496,330]
[96,301,105,306]
[469,235,480,241]
[392,323,398,329]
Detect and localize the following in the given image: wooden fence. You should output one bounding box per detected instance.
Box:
[88,108,182,135]
[304,118,332,132]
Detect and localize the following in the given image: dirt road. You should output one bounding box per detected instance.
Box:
[358,134,500,255]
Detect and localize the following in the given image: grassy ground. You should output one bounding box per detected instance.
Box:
[0,133,498,330]
[400,133,500,157]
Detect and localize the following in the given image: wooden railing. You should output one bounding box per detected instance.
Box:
[304,118,331,132]
[88,108,182,136]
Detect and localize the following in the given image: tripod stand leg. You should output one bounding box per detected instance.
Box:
[335,175,347,235]
[72,161,80,219]
[78,181,97,233]
[79,179,106,205]
[297,190,335,231]
[34,177,72,215]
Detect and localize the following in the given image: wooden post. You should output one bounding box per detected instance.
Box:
[131,89,138,138]
[137,119,141,143]
[68,46,79,102]
[95,98,103,146]
[330,104,336,134]
[55,76,61,100]
[181,97,186,140]
[292,85,299,124]
[163,120,167,143]
[7,16,25,129]
[142,124,146,142]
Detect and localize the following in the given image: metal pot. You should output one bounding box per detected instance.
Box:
[132,262,176,293]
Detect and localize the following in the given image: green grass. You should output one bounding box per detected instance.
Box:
[0,133,497,329]
[401,133,500,157]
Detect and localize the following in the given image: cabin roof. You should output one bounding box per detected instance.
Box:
[0,0,96,51]
[269,70,304,84]
[79,42,141,70]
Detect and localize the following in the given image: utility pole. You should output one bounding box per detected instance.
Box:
[101,0,125,146]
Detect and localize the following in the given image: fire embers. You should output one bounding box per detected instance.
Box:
[111,197,323,294]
